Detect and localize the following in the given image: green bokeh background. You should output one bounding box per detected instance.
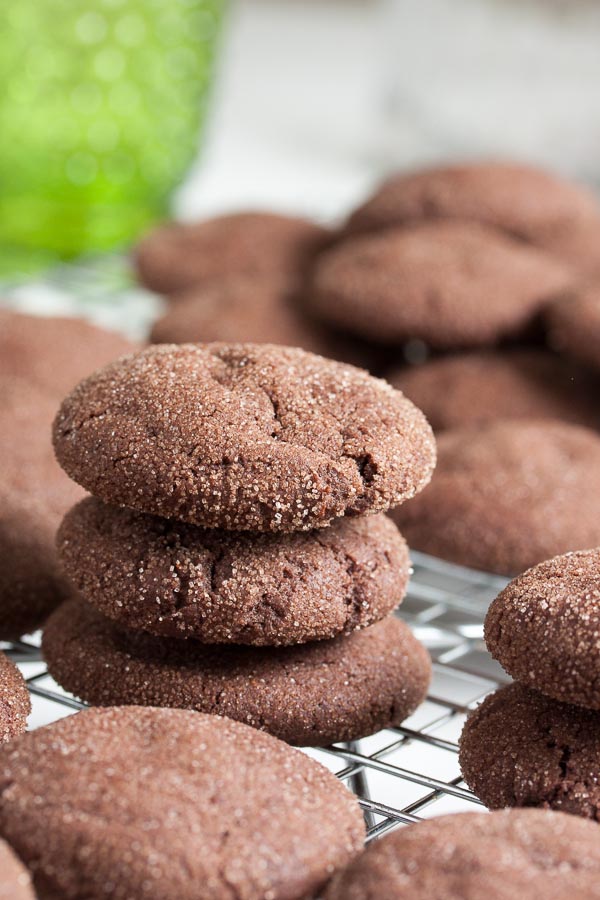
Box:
[0,0,222,272]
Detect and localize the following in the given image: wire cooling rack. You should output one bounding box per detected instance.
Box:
[5,551,510,841]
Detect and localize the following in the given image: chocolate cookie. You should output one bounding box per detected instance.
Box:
[53,344,436,532]
[0,377,83,638]
[0,840,34,900]
[460,682,600,818]
[392,420,600,575]
[0,706,365,900]
[345,161,600,243]
[42,601,431,745]
[58,498,410,645]
[323,808,600,899]
[148,272,370,369]
[0,310,135,396]
[538,220,600,279]
[0,652,30,742]
[308,222,572,348]
[135,211,330,294]
[485,549,600,707]
[545,287,600,372]
[389,349,600,432]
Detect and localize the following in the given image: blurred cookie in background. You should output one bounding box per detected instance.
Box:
[308,221,572,349]
[537,220,600,280]
[389,349,600,432]
[545,286,600,373]
[135,211,331,295]
[0,376,83,638]
[344,161,600,246]
[391,419,600,575]
[0,309,136,396]
[149,273,381,370]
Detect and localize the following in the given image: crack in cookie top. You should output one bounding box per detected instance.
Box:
[53,343,436,531]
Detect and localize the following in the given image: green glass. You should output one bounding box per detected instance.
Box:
[0,0,222,273]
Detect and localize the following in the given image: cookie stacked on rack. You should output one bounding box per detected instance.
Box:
[45,342,435,745]
[460,547,600,819]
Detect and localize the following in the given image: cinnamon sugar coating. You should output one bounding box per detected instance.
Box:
[485,548,600,707]
[58,498,409,645]
[53,343,435,532]
[0,652,30,743]
[42,602,431,746]
[460,682,600,818]
[324,808,600,899]
[0,706,365,899]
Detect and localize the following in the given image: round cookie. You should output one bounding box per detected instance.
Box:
[53,343,436,532]
[392,420,600,575]
[460,682,600,818]
[0,310,135,396]
[545,287,600,373]
[42,601,431,745]
[485,549,600,707]
[58,498,410,645]
[0,377,83,638]
[148,273,369,367]
[323,808,600,899]
[0,652,30,743]
[0,706,365,900]
[0,840,34,900]
[345,161,600,242]
[149,274,332,353]
[135,211,330,294]
[389,349,600,432]
[308,221,572,349]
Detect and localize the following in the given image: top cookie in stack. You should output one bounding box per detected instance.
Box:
[47,343,435,745]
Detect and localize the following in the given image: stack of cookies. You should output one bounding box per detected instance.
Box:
[44,342,436,746]
[460,547,600,820]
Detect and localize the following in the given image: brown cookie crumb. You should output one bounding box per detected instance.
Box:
[42,601,431,746]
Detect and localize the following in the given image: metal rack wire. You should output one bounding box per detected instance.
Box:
[5,551,510,841]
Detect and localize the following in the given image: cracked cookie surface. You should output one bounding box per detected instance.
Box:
[58,497,410,645]
[0,706,365,900]
[52,343,435,532]
[42,601,431,746]
[460,682,600,819]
